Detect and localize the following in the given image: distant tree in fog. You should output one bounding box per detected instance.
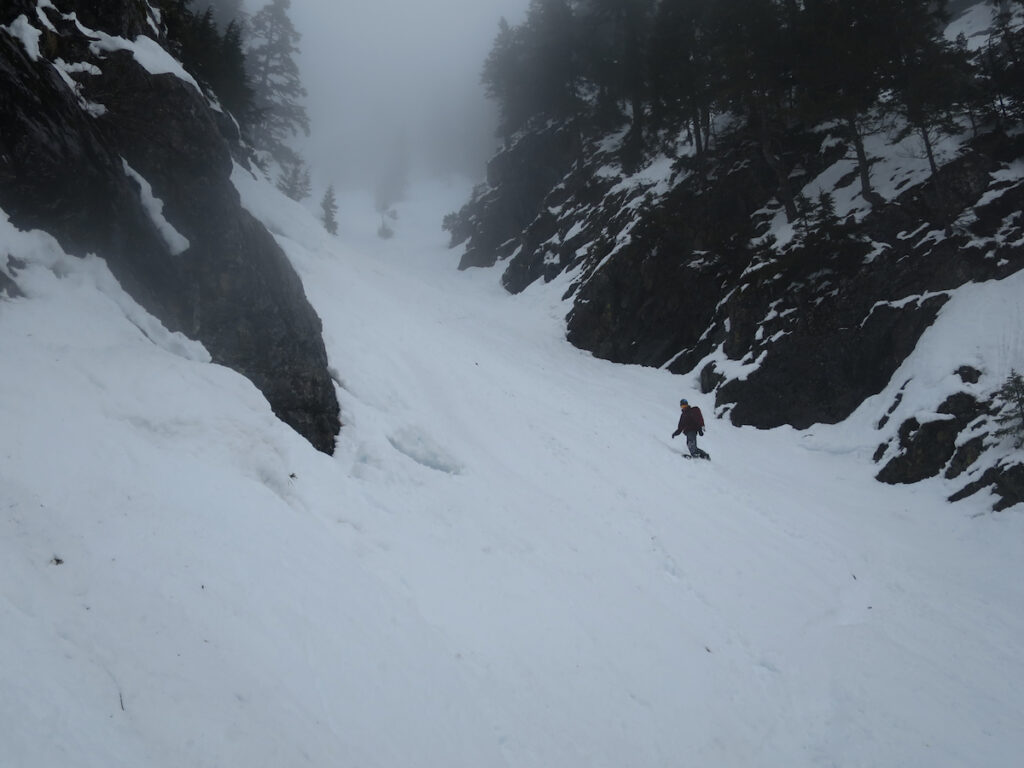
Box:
[246,0,310,165]
[320,185,339,235]
[374,130,410,214]
[277,158,312,201]
[156,1,253,120]
[203,0,247,32]
[482,1,578,140]
[482,18,530,139]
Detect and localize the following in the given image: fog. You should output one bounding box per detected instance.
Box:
[279,0,531,193]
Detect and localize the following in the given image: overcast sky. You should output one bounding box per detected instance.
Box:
[272,0,531,193]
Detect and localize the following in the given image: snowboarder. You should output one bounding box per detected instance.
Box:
[672,398,709,459]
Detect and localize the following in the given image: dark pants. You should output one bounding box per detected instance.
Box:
[685,431,708,459]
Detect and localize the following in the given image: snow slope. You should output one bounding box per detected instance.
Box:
[1,170,1023,768]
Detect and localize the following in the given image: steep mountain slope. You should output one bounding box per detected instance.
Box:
[2,172,1023,767]
[447,3,1024,509]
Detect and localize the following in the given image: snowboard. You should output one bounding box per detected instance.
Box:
[663,436,709,460]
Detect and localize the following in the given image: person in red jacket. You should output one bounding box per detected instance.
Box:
[672,398,709,459]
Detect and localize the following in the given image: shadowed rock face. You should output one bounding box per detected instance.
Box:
[0,0,340,453]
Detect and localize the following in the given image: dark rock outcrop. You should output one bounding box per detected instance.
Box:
[0,0,340,452]
[562,132,1023,430]
[876,383,1024,511]
[449,122,583,271]
[446,100,1024,508]
[1,255,24,298]
[876,393,989,485]
[950,462,1024,511]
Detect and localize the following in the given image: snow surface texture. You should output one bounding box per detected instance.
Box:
[2,163,1023,768]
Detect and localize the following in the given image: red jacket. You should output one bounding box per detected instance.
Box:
[673,406,704,436]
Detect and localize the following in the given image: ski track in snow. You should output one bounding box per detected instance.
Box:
[1,170,1022,768]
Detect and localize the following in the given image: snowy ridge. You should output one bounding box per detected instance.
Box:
[6,0,211,121]
[85,30,200,93]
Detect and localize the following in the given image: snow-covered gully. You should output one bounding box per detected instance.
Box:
[2,174,1022,767]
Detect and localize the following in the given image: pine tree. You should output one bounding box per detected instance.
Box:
[206,0,247,32]
[980,0,1024,125]
[994,369,1024,448]
[794,0,894,207]
[482,18,527,138]
[155,1,252,121]
[710,0,802,221]
[574,0,656,151]
[879,1,966,181]
[246,0,310,164]
[816,190,837,225]
[320,185,338,235]
[793,190,839,247]
[524,0,578,120]
[215,20,253,118]
[648,0,715,155]
[482,2,577,140]
[276,159,311,201]
[155,0,192,39]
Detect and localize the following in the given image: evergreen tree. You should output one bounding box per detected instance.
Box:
[246,0,310,164]
[980,0,1024,124]
[994,369,1024,448]
[794,0,894,207]
[276,159,311,201]
[879,1,965,181]
[710,0,802,220]
[482,18,530,138]
[477,0,1014,197]
[204,0,247,32]
[574,0,656,151]
[320,185,338,235]
[524,0,578,120]
[216,20,253,118]
[482,2,577,139]
[950,32,989,137]
[156,1,252,120]
[648,0,716,155]
[155,0,192,39]
[793,190,842,248]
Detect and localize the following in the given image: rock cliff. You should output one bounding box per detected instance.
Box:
[447,95,1024,511]
[0,0,340,453]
